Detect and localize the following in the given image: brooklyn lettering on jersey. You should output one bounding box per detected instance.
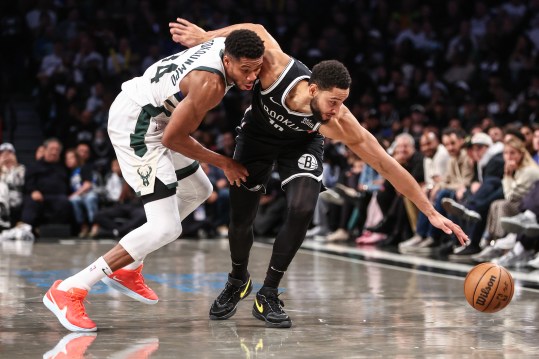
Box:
[260,100,314,132]
[170,40,215,86]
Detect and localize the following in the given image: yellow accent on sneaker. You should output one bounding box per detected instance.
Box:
[240,278,251,299]
[255,297,264,313]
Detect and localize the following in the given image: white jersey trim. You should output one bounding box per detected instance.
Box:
[260,59,294,95]
[281,173,323,189]
[281,75,311,117]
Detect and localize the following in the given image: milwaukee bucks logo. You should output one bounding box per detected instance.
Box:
[137,165,152,186]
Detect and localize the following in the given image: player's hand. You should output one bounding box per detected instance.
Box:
[427,211,468,246]
[222,158,248,187]
[169,18,207,48]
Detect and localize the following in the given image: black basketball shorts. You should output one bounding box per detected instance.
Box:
[234,130,324,192]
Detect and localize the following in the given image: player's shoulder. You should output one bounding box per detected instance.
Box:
[182,69,226,95]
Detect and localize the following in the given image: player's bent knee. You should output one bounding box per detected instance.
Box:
[156,221,182,244]
[288,203,315,222]
[127,221,183,257]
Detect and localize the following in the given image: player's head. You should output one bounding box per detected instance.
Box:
[223,29,264,91]
[308,60,351,122]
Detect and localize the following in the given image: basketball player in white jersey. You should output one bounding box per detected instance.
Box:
[43,30,265,332]
[169,20,468,328]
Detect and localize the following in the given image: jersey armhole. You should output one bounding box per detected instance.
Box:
[312,121,324,132]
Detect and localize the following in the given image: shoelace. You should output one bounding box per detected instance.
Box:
[68,292,90,318]
[133,273,147,287]
[264,292,285,313]
[217,282,235,304]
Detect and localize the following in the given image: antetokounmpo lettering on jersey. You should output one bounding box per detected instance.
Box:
[171,40,215,86]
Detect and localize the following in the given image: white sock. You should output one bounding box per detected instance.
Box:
[58,256,113,291]
[123,258,144,271]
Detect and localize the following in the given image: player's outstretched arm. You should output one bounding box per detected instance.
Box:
[162,71,248,187]
[319,106,468,245]
[169,18,281,51]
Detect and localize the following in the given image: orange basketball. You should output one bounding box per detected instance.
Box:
[464,262,514,313]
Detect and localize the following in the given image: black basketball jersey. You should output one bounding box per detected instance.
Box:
[240,58,324,141]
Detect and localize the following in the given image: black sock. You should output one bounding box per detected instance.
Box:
[263,266,285,288]
[230,261,249,282]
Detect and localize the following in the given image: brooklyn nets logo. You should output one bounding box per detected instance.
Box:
[137,165,152,186]
[297,154,318,171]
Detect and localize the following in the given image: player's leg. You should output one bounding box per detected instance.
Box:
[116,158,211,269]
[100,179,182,304]
[172,158,214,221]
[252,177,320,328]
[99,106,199,301]
[44,186,182,331]
[209,131,273,320]
[209,182,263,320]
[252,137,323,328]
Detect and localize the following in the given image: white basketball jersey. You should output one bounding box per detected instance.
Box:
[121,37,232,122]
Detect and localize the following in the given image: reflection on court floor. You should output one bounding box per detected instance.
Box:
[2,238,539,358]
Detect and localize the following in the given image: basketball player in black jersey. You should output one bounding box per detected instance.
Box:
[169,19,468,328]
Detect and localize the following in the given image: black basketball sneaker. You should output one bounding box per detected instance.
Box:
[252,287,292,328]
[209,274,252,320]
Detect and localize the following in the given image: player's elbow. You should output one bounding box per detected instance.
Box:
[251,24,268,35]
[161,131,175,150]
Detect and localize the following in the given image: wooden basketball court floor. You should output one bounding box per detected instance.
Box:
[2,237,539,358]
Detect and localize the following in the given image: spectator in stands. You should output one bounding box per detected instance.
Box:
[324,154,365,242]
[367,133,424,247]
[65,148,99,238]
[0,143,25,228]
[445,131,506,260]
[532,126,539,163]
[201,162,231,237]
[472,136,539,262]
[401,128,474,254]
[21,138,71,235]
[102,158,124,205]
[307,141,344,239]
[399,131,450,254]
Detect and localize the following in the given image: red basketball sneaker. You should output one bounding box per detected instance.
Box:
[101,264,158,304]
[43,280,97,332]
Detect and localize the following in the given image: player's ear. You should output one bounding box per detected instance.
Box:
[308,83,318,97]
[223,54,232,68]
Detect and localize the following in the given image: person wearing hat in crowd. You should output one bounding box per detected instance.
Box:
[0,143,25,230]
[443,131,508,260]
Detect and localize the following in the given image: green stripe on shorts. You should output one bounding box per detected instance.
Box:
[175,161,200,181]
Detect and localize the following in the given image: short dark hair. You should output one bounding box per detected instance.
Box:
[442,127,466,139]
[224,29,264,59]
[309,60,351,91]
[505,128,526,142]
